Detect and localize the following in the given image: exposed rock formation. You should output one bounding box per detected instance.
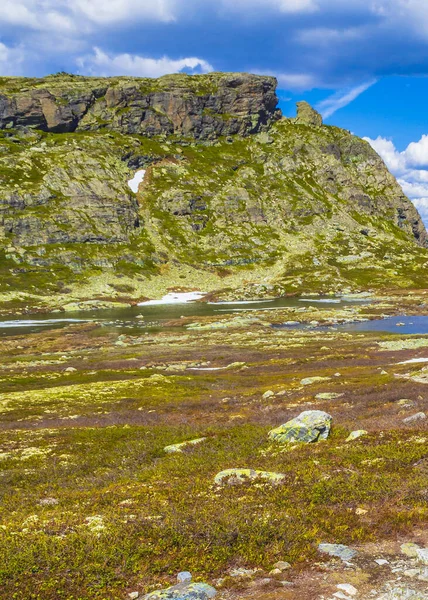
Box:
[295,101,323,127]
[0,73,280,139]
[0,72,427,307]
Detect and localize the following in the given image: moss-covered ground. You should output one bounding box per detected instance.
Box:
[0,299,427,599]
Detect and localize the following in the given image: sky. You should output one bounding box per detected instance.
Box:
[2,1,428,223]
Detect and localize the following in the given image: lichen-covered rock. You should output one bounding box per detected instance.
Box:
[295,101,323,127]
[269,411,332,443]
[142,582,216,600]
[214,468,285,485]
[0,73,279,139]
[377,587,428,600]
[318,543,357,561]
[300,376,332,386]
[346,430,368,442]
[164,438,207,454]
[401,543,421,558]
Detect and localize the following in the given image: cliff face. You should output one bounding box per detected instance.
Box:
[0,73,280,139]
[0,72,427,308]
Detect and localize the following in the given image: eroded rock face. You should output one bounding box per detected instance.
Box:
[0,73,280,140]
[0,72,427,299]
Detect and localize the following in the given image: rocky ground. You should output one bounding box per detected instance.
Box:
[0,294,427,599]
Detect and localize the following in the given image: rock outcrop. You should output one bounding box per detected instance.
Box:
[295,101,323,127]
[0,73,280,139]
[0,71,427,307]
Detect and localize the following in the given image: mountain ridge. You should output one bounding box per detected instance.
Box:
[0,72,427,312]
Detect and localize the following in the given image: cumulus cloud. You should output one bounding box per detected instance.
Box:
[316,80,376,119]
[77,47,213,78]
[0,42,25,76]
[365,134,428,224]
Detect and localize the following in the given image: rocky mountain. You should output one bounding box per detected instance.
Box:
[0,72,427,311]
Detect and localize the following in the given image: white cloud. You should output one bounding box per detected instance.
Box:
[77,47,213,78]
[220,0,318,13]
[70,0,176,25]
[365,134,428,225]
[316,79,377,119]
[0,42,25,76]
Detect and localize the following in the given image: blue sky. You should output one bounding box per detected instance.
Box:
[2,1,428,222]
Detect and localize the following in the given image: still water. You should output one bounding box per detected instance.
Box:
[0,295,366,337]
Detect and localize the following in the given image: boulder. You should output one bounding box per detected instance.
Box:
[300,376,332,386]
[142,582,216,600]
[318,543,357,561]
[214,468,285,485]
[346,430,368,442]
[269,411,332,443]
[164,438,207,454]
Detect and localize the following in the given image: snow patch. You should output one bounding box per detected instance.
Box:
[398,357,428,364]
[208,299,274,305]
[299,298,341,304]
[138,292,206,306]
[0,319,88,329]
[128,169,146,193]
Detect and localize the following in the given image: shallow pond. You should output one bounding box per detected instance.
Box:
[0,295,366,336]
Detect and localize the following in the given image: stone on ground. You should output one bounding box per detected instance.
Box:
[300,376,332,386]
[214,468,285,485]
[318,543,357,561]
[346,430,368,442]
[269,410,332,443]
[164,438,207,454]
[142,582,216,600]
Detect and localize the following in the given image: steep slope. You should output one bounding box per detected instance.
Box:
[0,72,427,311]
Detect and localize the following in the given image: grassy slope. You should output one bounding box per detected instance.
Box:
[0,118,428,312]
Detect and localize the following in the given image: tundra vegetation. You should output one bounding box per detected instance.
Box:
[0,73,427,600]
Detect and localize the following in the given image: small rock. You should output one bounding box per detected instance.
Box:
[269,568,282,575]
[269,410,332,443]
[356,508,368,515]
[38,497,59,506]
[164,438,207,454]
[333,593,353,600]
[273,561,291,571]
[318,543,357,561]
[128,593,139,600]
[300,376,332,386]
[404,569,421,578]
[415,548,428,565]
[375,559,389,565]
[337,583,358,596]
[315,392,343,400]
[229,567,258,578]
[262,390,275,400]
[177,572,192,583]
[401,543,420,558]
[346,430,368,442]
[397,399,415,408]
[214,469,285,485]
[141,582,216,600]
[403,412,426,424]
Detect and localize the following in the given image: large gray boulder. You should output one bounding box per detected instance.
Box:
[269,410,332,443]
[142,582,216,600]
